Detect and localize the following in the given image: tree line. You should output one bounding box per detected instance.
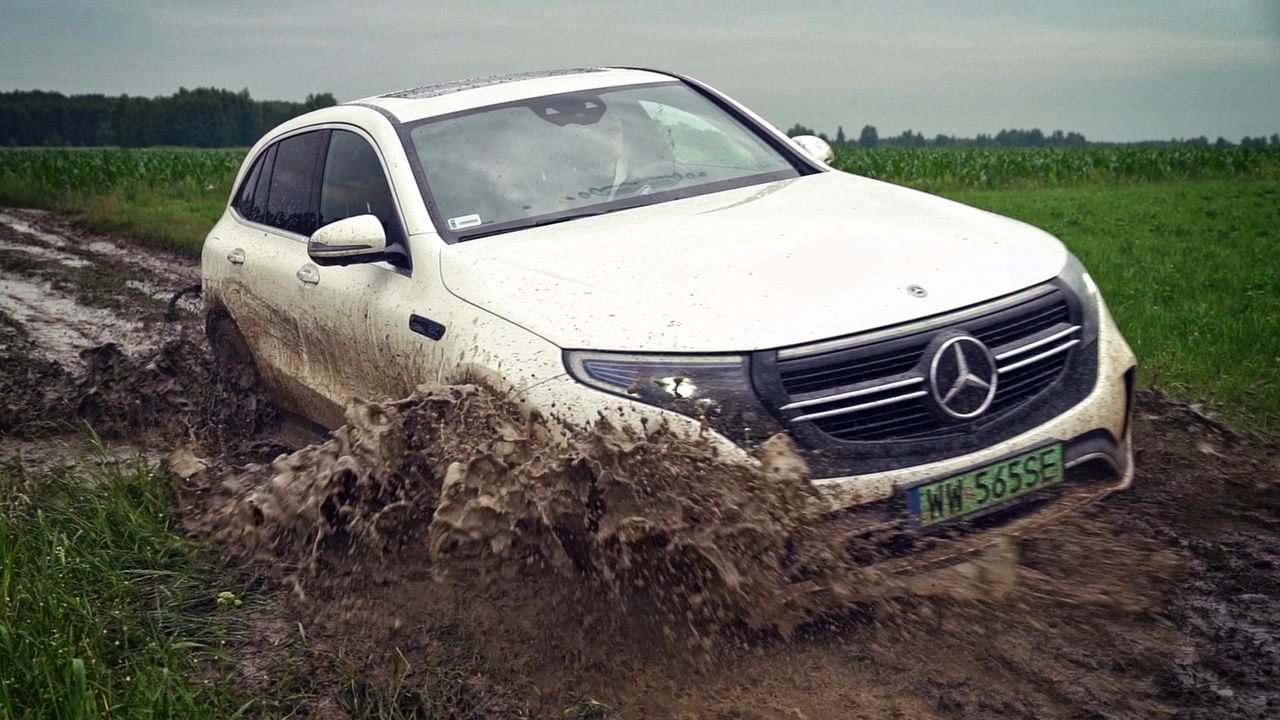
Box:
[0,88,337,147]
[3,87,1277,150]
[786,123,1280,149]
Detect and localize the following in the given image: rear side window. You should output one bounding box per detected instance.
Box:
[264,132,323,235]
[233,145,273,223]
[249,145,276,222]
[232,131,323,236]
[233,152,264,216]
[319,130,405,246]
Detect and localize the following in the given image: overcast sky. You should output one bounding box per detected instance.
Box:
[2,0,1277,142]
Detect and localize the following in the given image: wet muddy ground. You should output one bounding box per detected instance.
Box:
[1,207,1276,719]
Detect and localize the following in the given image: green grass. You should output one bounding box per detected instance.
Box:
[0,446,254,719]
[939,180,1279,433]
[0,148,243,253]
[0,441,529,719]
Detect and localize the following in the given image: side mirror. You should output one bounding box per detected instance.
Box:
[307,214,387,265]
[791,135,835,165]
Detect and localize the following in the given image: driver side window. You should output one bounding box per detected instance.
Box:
[319,130,406,251]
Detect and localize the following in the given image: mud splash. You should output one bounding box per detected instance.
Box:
[172,374,1278,718]
[191,383,873,635]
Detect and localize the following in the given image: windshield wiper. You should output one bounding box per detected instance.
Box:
[456,208,619,241]
[530,208,616,227]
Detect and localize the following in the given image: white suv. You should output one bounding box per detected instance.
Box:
[202,68,1136,533]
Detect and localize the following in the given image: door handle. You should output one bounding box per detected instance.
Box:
[226,248,246,265]
[296,264,320,286]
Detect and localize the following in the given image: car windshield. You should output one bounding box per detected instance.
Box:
[406,81,802,240]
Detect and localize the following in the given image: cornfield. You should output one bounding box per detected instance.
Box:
[0,147,246,198]
[833,146,1280,191]
[0,147,249,252]
[2,146,1277,202]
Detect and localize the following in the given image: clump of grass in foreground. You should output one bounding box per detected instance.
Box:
[941,180,1280,435]
[0,445,531,719]
[0,449,251,719]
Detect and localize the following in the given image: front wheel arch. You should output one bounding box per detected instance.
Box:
[204,306,259,391]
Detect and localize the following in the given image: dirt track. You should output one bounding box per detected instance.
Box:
[1,207,1276,719]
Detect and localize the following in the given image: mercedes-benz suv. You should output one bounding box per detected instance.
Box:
[201,67,1136,535]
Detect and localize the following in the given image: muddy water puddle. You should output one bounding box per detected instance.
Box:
[0,269,155,358]
[0,209,196,285]
[0,208,197,360]
[0,232,92,267]
[0,210,67,245]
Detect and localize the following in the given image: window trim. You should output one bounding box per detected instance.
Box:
[229,128,320,242]
[316,126,413,271]
[229,123,414,273]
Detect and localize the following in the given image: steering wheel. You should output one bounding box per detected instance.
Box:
[617,160,685,198]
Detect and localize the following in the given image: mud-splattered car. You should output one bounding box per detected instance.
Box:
[202,67,1135,535]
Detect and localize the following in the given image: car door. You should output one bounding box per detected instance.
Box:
[213,130,331,421]
[297,127,439,410]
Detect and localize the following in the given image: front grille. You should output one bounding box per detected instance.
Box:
[770,285,1080,444]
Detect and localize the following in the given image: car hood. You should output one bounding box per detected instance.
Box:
[438,171,1069,352]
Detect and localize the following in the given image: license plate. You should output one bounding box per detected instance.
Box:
[907,443,1065,527]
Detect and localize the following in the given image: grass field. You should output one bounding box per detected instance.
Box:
[0,146,1275,430]
[0,449,256,719]
[942,180,1278,433]
[832,145,1280,192]
[0,148,240,253]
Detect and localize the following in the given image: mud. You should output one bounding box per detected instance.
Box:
[2,207,1276,718]
[184,384,871,635]
[178,384,1276,719]
[0,209,198,362]
[0,209,271,446]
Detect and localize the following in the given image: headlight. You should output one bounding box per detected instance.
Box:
[563,350,786,447]
[1058,252,1101,339]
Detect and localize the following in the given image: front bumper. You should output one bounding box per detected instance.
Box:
[522,298,1136,520]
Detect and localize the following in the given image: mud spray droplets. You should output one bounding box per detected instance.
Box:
[191,383,882,635]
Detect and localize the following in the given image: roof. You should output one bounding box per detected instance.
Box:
[345,67,675,124]
[377,68,607,100]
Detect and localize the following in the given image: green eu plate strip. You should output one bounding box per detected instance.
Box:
[909,443,1065,527]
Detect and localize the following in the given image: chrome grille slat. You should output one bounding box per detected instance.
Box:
[780,376,923,411]
[975,305,1070,347]
[779,348,923,394]
[790,390,929,424]
[998,338,1080,374]
[994,325,1080,361]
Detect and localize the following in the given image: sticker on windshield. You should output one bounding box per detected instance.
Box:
[447,214,482,231]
